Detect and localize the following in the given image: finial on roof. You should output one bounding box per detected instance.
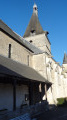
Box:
[33,3,38,16]
[63,52,67,64]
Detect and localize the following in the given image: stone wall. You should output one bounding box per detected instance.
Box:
[0,29,67,106]
[0,31,33,67]
[32,53,47,79]
[32,52,67,104]
[25,33,51,55]
[62,64,67,72]
[0,83,29,111]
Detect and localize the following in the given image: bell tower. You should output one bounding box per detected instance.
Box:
[62,53,67,72]
[23,4,51,55]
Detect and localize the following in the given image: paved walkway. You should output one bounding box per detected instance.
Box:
[1,106,67,120]
[36,107,67,120]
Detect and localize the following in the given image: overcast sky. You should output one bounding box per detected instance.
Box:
[0,0,67,65]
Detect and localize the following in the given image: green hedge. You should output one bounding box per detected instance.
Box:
[57,98,67,106]
[57,98,65,105]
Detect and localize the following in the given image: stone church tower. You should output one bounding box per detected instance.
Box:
[23,4,51,55]
[62,53,67,72]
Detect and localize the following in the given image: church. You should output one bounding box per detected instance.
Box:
[0,3,67,112]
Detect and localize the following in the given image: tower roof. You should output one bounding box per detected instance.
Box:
[23,4,44,38]
[63,53,67,64]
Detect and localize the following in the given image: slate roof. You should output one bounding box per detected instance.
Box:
[63,53,67,64]
[0,55,51,84]
[23,13,45,37]
[0,19,43,55]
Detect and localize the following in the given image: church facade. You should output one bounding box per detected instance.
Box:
[23,4,67,104]
[0,4,67,111]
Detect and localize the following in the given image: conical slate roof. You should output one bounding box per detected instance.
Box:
[63,53,67,64]
[23,13,44,37]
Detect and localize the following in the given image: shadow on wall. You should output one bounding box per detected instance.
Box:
[33,82,51,104]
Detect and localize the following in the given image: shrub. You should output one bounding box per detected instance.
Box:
[57,98,65,106]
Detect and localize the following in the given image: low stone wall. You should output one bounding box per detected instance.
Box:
[0,101,48,120]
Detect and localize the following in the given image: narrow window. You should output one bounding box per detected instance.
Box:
[27,55,29,66]
[8,44,11,58]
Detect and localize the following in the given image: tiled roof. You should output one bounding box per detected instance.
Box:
[23,13,45,37]
[0,54,51,84]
